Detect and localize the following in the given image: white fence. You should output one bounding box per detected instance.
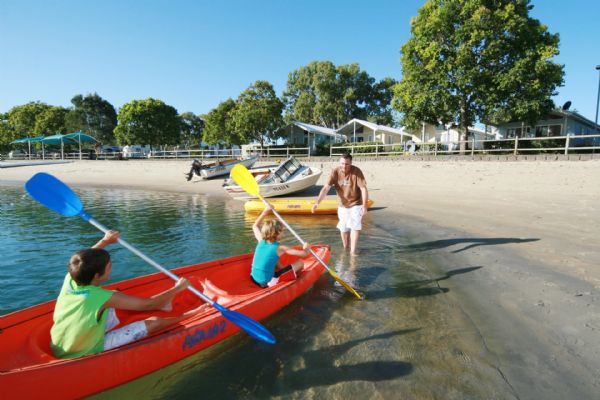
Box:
[330,134,600,157]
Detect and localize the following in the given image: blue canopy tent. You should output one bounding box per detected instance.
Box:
[41,134,77,160]
[63,131,99,160]
[9,136,45,160]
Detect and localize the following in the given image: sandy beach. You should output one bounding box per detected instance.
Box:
[2,157,600,398]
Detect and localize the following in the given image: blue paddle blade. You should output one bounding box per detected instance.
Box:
[25,172,87,219]
[213,303,276,344]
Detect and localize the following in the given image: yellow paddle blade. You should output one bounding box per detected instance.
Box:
[329,269,364,300]
[231,164,260,197]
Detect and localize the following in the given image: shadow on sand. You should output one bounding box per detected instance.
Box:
[403,238,539,253]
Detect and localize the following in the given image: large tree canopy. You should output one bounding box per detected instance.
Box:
[179,112,205,148]
[393,0,564,148]
[114,98,181,147]
[202,98,237,146]
[283,61,398,128]
[65,93,118,144]
[33,106,69,136]
[229,80,284,146]
[0,102,51,148]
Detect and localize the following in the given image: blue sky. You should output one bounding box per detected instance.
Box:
[1,0,599,122]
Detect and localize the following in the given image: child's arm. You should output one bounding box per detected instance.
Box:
[278,242,310,258]
[102,277,189,312]
[252,205,272,241]
[92,230,120,249]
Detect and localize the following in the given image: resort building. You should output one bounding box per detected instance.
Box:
[489,108,600,142]
[405,123,494,150]
[281,121,347,152]
[336,118,413,144]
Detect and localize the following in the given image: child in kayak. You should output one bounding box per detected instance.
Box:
[250,204,310,288]
[51,230,201,359]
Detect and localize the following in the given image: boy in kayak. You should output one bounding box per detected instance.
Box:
[51,230,201,359]
[250,204,310,288]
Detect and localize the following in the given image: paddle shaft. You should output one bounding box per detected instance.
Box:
[87,218,215,306]
[258,198,332,273]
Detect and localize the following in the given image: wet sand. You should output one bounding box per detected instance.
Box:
[2,158,599,398]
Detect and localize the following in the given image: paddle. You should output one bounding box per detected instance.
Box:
[24,172,276,345]
[231,164,364,300]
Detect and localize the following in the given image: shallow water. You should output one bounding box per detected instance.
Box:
[1,185,512,399]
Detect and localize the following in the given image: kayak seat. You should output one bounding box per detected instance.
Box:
[28,320,56,363]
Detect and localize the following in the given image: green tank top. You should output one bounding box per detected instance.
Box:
[50,274,114,358]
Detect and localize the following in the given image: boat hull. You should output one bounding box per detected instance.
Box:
[244,199,374,215]
[224,168,322,199]
[200,157,257,179]
[0,246,329,399]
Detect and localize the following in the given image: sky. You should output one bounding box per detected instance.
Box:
[1,0,599,122]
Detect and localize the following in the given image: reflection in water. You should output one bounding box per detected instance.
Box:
[2,186,513,399]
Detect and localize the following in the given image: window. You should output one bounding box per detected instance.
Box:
[357,137,364,142]
[506,128,522,138]
[535,125,562,137]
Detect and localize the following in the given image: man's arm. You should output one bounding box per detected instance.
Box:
[311,184,331,213]
[360,185,369,216]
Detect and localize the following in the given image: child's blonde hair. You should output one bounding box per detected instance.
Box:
[261,220,283,242]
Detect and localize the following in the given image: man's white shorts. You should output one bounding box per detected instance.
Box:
[104,308,149,351]
[337,205,363,232]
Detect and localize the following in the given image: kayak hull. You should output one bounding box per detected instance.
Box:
[0,246,329,399]
[245,199,374,215]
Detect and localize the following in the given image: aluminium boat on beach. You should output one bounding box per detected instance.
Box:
[222,157,322,199]
[194,156,258,180]
[0,245,330,399]
[244,198,375,215]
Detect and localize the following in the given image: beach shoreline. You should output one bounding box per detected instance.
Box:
[2,158,599,398]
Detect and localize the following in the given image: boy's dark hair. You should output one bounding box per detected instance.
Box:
[342,153,352,161]
[68,248,111,285]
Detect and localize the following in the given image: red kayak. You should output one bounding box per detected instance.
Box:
[0,245,330,399]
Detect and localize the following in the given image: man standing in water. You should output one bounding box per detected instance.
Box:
[311,153,368,254]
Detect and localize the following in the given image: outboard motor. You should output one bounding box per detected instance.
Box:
[186,159,204,181]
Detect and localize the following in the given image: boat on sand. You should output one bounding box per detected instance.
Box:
[244,198,374,215]
[222,157,321,199]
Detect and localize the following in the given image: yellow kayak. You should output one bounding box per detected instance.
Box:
[244,199,374,215]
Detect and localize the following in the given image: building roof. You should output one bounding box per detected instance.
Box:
[284,121,347,141]
[336,118,412,139]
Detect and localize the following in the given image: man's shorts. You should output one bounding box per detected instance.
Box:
[104,308,149,351]
[337,205,364,232]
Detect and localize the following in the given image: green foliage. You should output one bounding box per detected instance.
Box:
[180,112,204,148]
[229,80,284,146]
[202,99,237,145]
[65,93,117,144]
[393,0,564,140]
[114,98,181,147]
[33,106,69,136]
[283,61,398,128]
[6,102,51,136]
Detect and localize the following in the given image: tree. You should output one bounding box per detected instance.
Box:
[114,98,181,148]
[202,99,238,146]
[5,102,51,136]
[229,81,284,146]
[33,106,69,136]
[179,112,204,148]
[65,93,118,144]
[0,112,16,150]
[393,0,564,151]
[283,61,398,128]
